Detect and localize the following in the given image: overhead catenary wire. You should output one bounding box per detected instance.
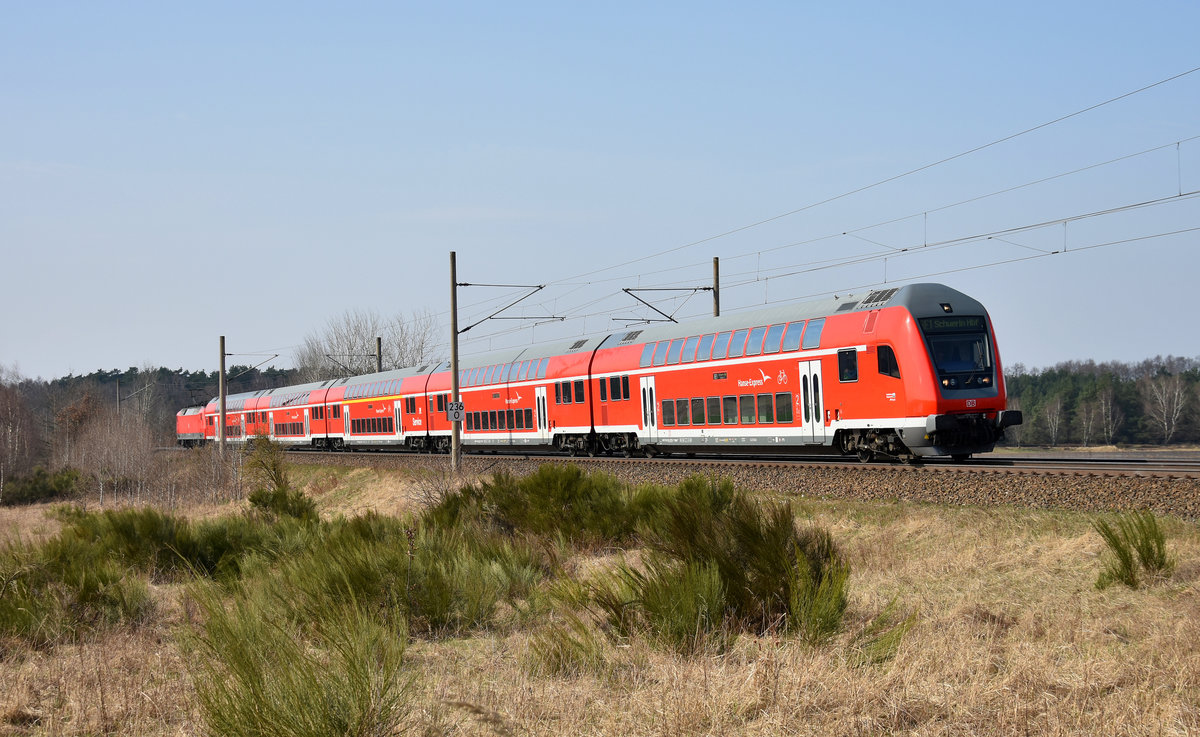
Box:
[540,65,1200,288]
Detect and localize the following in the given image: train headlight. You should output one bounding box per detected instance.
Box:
[949,378,958,388]
[980,375,992,386]
[942,378,950,387]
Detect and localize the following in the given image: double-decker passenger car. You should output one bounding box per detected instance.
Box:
[178,283,1022,461]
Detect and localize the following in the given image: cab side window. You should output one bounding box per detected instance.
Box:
[877,345,901,379]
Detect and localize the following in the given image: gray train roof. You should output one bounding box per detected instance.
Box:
[597,282,985,348]
[208,283,984,404]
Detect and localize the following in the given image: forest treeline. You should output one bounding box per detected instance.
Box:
[1003,355,1200,447]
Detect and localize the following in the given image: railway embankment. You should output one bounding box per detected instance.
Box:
[291,453,1200,520]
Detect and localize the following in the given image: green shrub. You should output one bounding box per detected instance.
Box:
[0,534,152,647]
[1,467,80,506]
[247,485,317,523]
[1095,510,1176,589]
[596,478,850,651]
[188,587,411,737]
[256,519,546,637]
[51,506,287,581]
[788,550,850,645]
[424,465,641,546]
[245,435,316,523]
[597,558,729,654]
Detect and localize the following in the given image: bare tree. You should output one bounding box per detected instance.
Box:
[294,308,440,382]
[1140,373,1189,445]
[0,384,39,502]
[1005,396,1026,446]
[1097,385,1123,446]
[1076,400,1096,447]
[1042,395,1066,447]
[74,407,158,506]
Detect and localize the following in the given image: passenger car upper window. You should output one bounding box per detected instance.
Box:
[802,319,825,350]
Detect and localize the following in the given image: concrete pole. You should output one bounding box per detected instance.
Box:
[219,335,227,457]
[713,257,720,317]
[376,336,383,373]
[450,251,461,474]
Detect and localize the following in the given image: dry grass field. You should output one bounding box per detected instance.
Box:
[2,461,1198,736]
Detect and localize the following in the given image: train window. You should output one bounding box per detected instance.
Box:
[681,336,699,363]
[661,400,675,426]
[333,405,341,419]
[727,329,749,358]
[466,413,473,431]
[652,340,670,367]
[745,326,768,356]
[610,376,621,401]
[524,408,533,428]
[514,409,523,429]
[537,358,549,379]
[696,334,714,361]
[666,338,684,365]
[676,399,690,425]
[711,332,732,360]
[802,377,810,423]
[723,396,738,424]
[878,345,901,379]
[691,398,705,425]
[763,324,786,354]
[782,321,804,352]
[838,350,858,382]
[487,410,496,429]
[483,366,494,384]
[561,382,572,403]
[639,343,655,368]
[599,378,608,401]
[573,380,584,403]
[521,360,534,380]
[554,383,561,403]
[776,393,794,423]
[802,319,825,350]
[739,395,756,424]
[813,375,821,419]
[757,394,774,424]
[707,396,722,424]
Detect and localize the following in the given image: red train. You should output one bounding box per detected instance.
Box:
[177,283,1022,461]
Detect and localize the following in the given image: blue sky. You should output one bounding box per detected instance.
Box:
[2,2,1198,380]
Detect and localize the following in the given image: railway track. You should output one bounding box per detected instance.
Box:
[278,447,1200,480]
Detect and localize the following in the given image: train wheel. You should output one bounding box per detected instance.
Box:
[857,449,874,463]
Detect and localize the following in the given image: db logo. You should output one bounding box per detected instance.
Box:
[966,399,977,408]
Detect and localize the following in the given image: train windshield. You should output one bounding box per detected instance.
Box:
[918,315,994,386]
[927,332,991,374]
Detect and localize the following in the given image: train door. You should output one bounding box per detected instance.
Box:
[639,376,658,444]
[798,360,827,444]
[535,386,549,443]
[395,403,403,439]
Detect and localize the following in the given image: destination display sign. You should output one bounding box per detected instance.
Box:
[919,316,985,333]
